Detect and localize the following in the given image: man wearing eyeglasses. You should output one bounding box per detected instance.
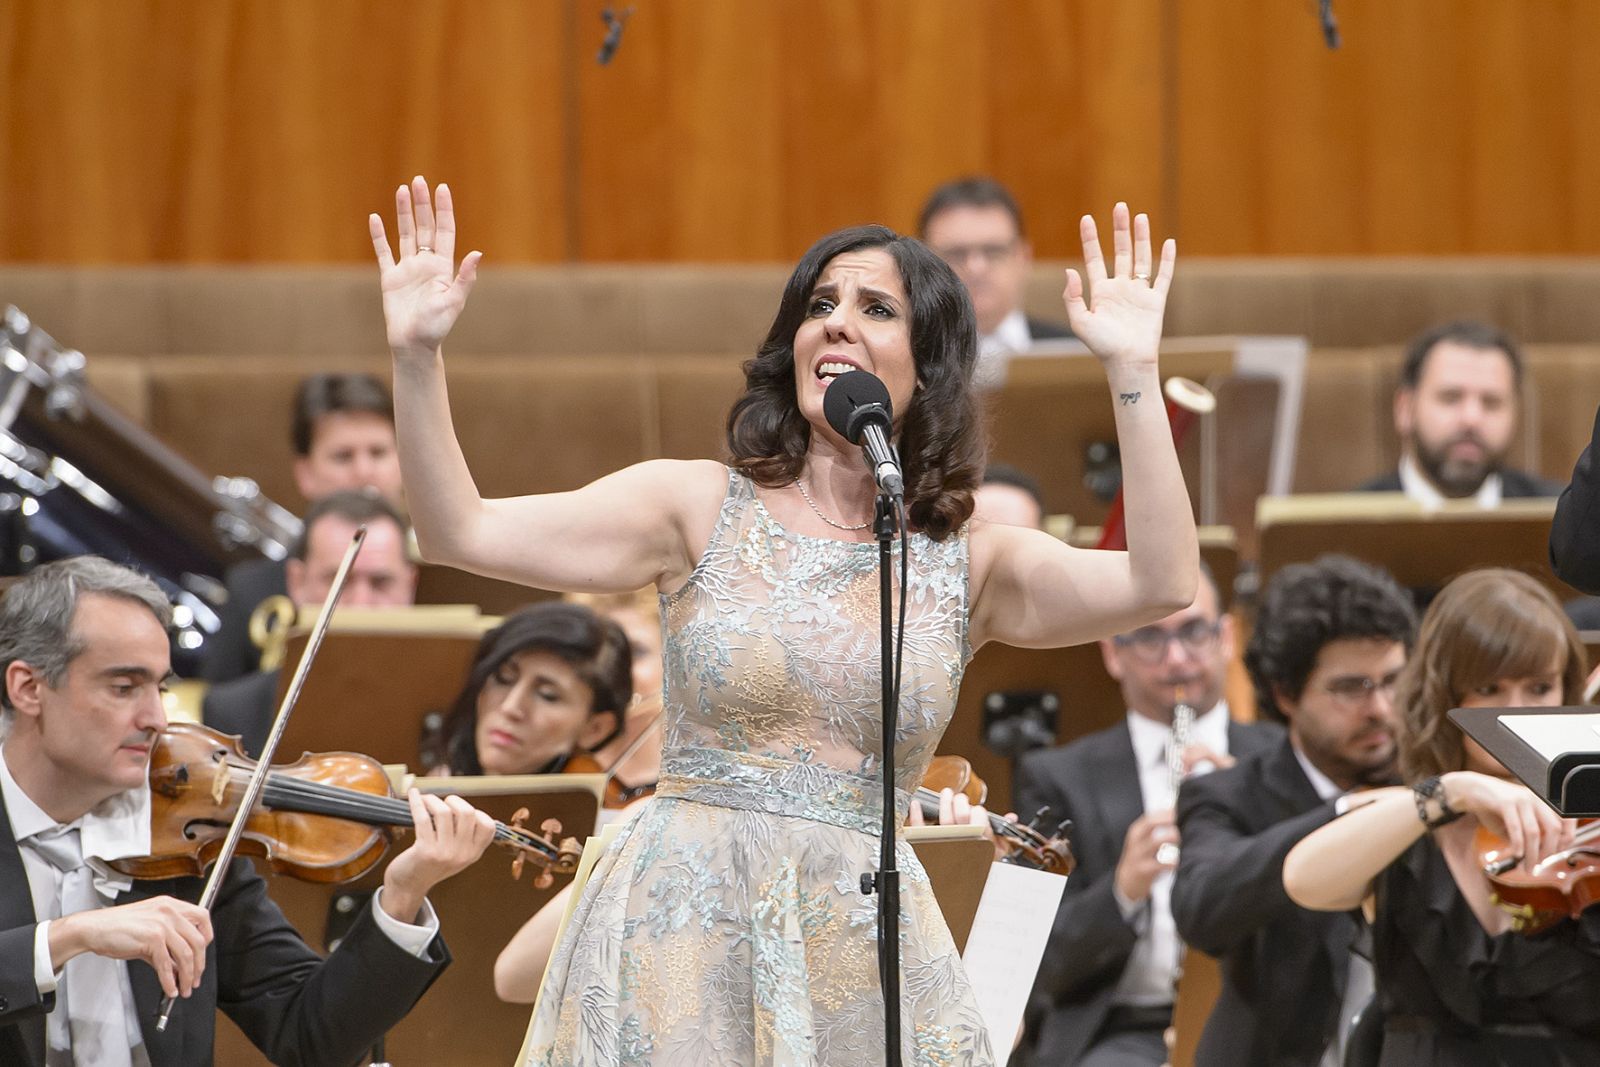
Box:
[1171,554,1415,1067]
[1014,565,1281,1066]
[917,177,1072,389]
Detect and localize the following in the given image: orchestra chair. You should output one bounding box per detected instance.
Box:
[1168,947,1223,1067]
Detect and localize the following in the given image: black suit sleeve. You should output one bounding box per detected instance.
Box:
[0,923,51,1024]
[1170,768,1336,957]
[210,859,447,1067]
[1014,752,1139,1000]
[1551,404,1600,593]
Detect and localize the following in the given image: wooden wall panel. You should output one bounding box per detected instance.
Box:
[4,1,1600,262]
[1174,0,1600,254]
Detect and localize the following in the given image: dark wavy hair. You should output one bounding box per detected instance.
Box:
[438,602,632,776]
[725,225,986,540]
[1245,555,1418,725]
[1396,569,1585,782]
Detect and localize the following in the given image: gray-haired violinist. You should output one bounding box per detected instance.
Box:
[1014,563,1282,1066]
[0,555,492,1067]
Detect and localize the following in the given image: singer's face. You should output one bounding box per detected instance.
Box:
[793,248,916,447]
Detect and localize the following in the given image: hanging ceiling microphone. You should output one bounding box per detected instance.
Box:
[598,6,634,65]
[822,369,904,499]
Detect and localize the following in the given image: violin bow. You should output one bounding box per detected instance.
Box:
[155,526,367,1032]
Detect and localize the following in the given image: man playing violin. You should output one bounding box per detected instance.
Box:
[1171,555,1415,1067]
[0,556,494,1067]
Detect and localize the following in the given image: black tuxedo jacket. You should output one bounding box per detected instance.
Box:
[1025,315,1074,343]
[200,557,289,684]
[1552,404,1600,594]
[1011,714,1282,1065]
[202,668,282,757]
[1354,466,1559,498]
[1171,738,1363,1067]
[0,787,448,1067]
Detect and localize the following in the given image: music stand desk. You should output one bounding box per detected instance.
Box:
[1450,706,1600,817]
[1257,494,1566,595]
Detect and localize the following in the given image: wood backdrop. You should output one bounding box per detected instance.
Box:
[3,0,1599,262]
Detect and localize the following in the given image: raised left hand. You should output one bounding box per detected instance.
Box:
[1063,202,1175,367]
[380,788,497,923]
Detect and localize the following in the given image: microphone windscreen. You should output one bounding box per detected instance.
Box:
[823,369,893,444]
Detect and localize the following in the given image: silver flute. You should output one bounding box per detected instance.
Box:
[1156,690,1194,867]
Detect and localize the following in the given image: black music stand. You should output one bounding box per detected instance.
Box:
[1449,706,1600,817]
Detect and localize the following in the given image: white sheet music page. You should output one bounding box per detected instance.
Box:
[1500,713,1600,761]
[960,862,1068,1055]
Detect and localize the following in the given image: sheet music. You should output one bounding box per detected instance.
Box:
[961,862,1068,1056]
[1501,712,1600,761]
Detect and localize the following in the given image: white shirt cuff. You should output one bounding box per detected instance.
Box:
[369,888,440,959]
[1111,883,1148,930]
[34,921,58,995]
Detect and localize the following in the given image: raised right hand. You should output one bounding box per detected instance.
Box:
[49,895,214,1000]
[1441,771,1575,874]
[369,175,483,358]
[1115,807,1178,904]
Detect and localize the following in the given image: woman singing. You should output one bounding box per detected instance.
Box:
[370,177,1195,1065]
[1284,569,1600,1066]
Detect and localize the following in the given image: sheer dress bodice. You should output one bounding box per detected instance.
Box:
[523,468,994,1067]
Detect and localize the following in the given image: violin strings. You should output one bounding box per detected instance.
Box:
[238,769,556,857]
[912,786,1040,844]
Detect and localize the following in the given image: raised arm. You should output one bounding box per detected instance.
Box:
[970,204,1196,650]
[1283,774,1572,912]
[370,177,721,593]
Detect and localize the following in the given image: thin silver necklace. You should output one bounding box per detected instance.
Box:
[794,477,872,531]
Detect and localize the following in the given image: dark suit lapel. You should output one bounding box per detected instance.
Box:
[0,782,47,1067]
[1256,737,1325,814]
[1093,722,1145,853]
[1254,740,1362,979]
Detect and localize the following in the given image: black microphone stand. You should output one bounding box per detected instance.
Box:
[860,489,904,1067]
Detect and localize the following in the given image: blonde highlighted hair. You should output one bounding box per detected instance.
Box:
[1396,569,1586,782]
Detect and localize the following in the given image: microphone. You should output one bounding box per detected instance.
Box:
[597,6,634,66]
[823,369,904,498]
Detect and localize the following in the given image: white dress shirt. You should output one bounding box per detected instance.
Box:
[0,745,441,1060]
[1397,453,1502,509]
[974,309,1035,390]
[1111,701,1231,1007]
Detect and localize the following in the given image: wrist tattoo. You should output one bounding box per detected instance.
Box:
[1119,391,1141,406]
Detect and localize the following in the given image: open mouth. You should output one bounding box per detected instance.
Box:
[814,358,861,382]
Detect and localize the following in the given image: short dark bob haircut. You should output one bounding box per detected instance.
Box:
[726,225,986,540]
[439,602,633,776]
[1245,554,1417,725]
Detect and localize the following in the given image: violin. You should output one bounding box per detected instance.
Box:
[111,722,585,890]
[562,751,657,810]
[1476,819,1600,934]
[917,755,1076,877]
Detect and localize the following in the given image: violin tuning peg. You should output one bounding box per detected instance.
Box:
[534,869,554,890]
[510,854,526,881]
[1055,818,1074,838]
[510,806,530,831]
[1029,807,1050,831]
[540,817,563,840]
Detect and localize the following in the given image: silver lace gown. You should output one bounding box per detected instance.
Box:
[523,468,994,1066]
